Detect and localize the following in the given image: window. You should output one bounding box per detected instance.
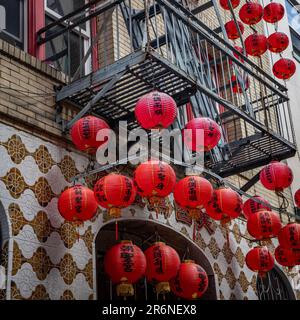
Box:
[44,0,91,77]
[0,0,24,49]
[286,0,300,58]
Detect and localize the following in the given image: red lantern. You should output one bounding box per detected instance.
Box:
[272,58,296,80]
[70,116,110,154]
[170,260,208,300]
[246,246,274,277]
[268,32,289,53]
[219,0,240,10]
[247,210,281,240]
[230,46,248,64]
[263,2,285,23]
[94,174,136,218]
[134,91,177,129]
[205,187,242,222]
[245,34,268,57]
[260,161,293,191]
[294,249,300,265]
[275,246,296,268]
[104,240,146,297]
[243,196,271,219]
[183,117,221,152]
[225,20,244,40]
[174,176,213,219]
[231,75,250,93]
[144,242,180,295]
[58,185,98,222]
[278,223,300,249]
[295,189,300,208]
[239,3,264,25]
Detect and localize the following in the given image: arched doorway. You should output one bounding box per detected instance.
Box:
[257,266,296,300]
[95,219,217,301]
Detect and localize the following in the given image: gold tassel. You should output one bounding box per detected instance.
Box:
[156,282,170,295]
[117,279,134,297]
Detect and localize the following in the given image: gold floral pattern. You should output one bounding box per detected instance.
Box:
[61,290,75,300]
[1,168,27,198]
[33,146,55,174]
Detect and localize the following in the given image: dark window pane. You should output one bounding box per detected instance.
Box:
[290,28,300,55]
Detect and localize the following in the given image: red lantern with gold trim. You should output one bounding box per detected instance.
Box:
[170,260,209,300]
[219,0,240,10]
[239,2,264,25]
[70,115,110,154]
[275,246,297,268]
[144,242,180,295]
[247,210,281,240]
[94,173,136,218]
[183,117,221,152]
[260,161,293,191]
[104,240,146,297]
[263,2,285,23]
[273,58,296,80]
[245,34,268,57]
[225,20,244,40]
[134,91,177,129]
[174,176,213,219]
[58,185,98,222]
[278,223,300,249]
[295,189,300,208]
[243,196,271,219]
[246,246,274,277]
[205,187,243,222]
[267,32,289,53]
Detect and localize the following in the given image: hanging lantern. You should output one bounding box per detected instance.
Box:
[239,3,264,25]
[170,260,209,300]
[243,196,271,219]
[134,91,177,129]
[295,189,300,208]
[104,240,146,297]
[183,117,222,152]
[263,2,285,23]
[205,187,243,223]
[267,32,289,53]
[247,210,281,241]
[174,176,213,219]
[231,75,250,93]
[219,0,240,10]
[144,242,180,295]
[259,161,293,191]
[275,246,296,268]
[58,185,98,222]
[245,34,268,57]
[246,246,274,277]
[272,58,296,80]
[70,115,110,154]
[94,173,136,218]
[278,223,300,249]
[134,160,176,208]
[225,20,245,40]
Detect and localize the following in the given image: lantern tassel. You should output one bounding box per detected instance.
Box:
[156,282,170,295]
[117,282,134,297]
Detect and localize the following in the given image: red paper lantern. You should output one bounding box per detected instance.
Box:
[263,2,285,23]
[183,117,221,152]
[245,34,268,57]
[170,260,208,300]
[70,116,110,154]
[294,249,300,265]
[58,185,98,222]
[134,91,177,129]
[205,187,243,222]
[243,196,271,219]
[275,246,296,268]
[231,75,250,93]
[260,161,293,191]
[104,240,146,297]
[246,246,274,277]
[272,58,296,80]
[225,20,244,40]
[94,174,136,218]
[295,189,300,208]
[267,32,289,53]
[278,223,300,249]
[247,210,281,240]
[239,2,264,25]
[144,242,180,294]
[219,0,240,10]
[174,176,213,218]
